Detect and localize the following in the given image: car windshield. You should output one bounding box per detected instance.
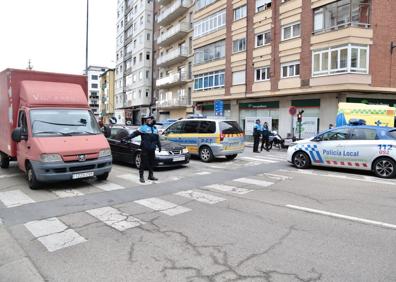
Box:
[30,109,101,137]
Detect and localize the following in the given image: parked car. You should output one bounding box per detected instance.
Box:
[288,125,396,178]
[107,126,190,168]
[162,118,245,162]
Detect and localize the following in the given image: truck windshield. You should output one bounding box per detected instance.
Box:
[30,109,101,137]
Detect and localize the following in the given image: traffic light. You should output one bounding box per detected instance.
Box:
[297,113,302,122]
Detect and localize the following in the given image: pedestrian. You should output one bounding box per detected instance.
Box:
[253,119,261,153]
[125,115,161,183]
[260,122,270,152]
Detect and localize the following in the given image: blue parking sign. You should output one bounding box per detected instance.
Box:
[214,100,224,116]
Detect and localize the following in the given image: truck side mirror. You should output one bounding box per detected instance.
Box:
[102,125,111,138]
[12,127,28,142]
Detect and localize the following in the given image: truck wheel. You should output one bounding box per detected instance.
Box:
[26,163,40,190]
[0,152,10,169]
[199,146,214,163]
[226,154,237,160]
[97,172,109,181]
[135,153,141,169]
[292,151,311,169]
[373,157,396,178]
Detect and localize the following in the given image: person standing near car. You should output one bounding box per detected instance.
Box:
[260,122,270,152]
[253,119,261,153]
[126,115,161,183]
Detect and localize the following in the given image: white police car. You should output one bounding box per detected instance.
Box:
[287,126,396,178]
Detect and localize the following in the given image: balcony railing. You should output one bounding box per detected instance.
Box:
[157,22,191,47]
[158,0,173,6]
[157,47,189,67]
[156,71,188,88]
[157,97,190,108]
[157,0,192,26]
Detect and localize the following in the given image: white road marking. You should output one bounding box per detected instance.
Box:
[208,165,225,169]
[87,206,144,231]
[0,190,35,208]
[135,198,191,216]
[38,229,87,252]
[204,184,252,195]
[51,189,84,198]
[286,204,396,230]
[241,157,278,163]
[195,171,212,175]
[25,217,86,252]
[233,178,274,187]
[262,173,292,181]
[25,217,67,238]
[93,182,126,191]
[0,173,20,179]
[118,174,151,185]
[175,190,226,204]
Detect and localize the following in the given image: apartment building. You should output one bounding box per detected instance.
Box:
[99,69,115,124]
[154,0,195,120]
[87,65,108,119]
[115,0,154,125]
[192,0,396,138]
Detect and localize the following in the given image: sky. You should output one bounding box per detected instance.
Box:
[0,0,117,75]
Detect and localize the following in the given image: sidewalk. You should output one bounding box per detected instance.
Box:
[0,224,45,282]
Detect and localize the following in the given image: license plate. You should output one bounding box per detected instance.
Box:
[72,172,94,179]
[173,156,186,162]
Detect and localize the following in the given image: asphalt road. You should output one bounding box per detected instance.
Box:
[1,149,396,282]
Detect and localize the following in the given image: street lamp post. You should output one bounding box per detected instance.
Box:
[85,0,89,74]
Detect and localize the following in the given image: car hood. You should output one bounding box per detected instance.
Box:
[161,140,184,151]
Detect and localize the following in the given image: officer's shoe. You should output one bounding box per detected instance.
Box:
[148,176,158,181]
[139,177,145,183]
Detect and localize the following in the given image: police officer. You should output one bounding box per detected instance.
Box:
[260,122,270,152]
[127,115,161,183]
[253,119,261,153]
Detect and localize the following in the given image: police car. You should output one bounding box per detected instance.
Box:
[287,125,396,178]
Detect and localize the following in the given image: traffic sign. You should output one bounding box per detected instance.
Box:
[214,100,224,116]
[289,106,297,116]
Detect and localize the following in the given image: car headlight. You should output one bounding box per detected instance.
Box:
[99,149,112,158]
[156,150,169,156]
[182,148,188,154]
[40,153,62,163]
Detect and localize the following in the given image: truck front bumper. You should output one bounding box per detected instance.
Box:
[30,156,112,182]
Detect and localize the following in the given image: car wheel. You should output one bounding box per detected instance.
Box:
[135,153,141,169]
[373,157,396,178]
[0,152,10,169]
[97,172,109,181]
[292,151,311,169]
[226,154,237,160]
[199,146,214,163]
[26,163,40,190]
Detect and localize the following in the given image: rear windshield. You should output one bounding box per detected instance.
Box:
[220,121,243,134]
[388,130,396,139]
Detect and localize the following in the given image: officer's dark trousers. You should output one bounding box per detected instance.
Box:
[140,150,155,178]
[253,135,260,152]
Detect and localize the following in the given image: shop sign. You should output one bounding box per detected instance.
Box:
[239,101,279,109]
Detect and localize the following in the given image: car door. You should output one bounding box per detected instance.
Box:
[16,110,30,171]
[182,120,201,155]
[163,121,185,144]
[115,129,134,163]
[315,127,351,168]
[349,127,380,170]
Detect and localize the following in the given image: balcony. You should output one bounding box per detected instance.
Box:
[157,0,192,26]
[158,0,173,6]
[156,71,189,88]
[157,96,190,109]
[157,47,189,67]
[157,22,190,47]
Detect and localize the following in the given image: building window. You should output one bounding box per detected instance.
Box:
[256,0,272,13]
[281,62,300,78]
[312,44,368,76]
[313,0,370,33]
[147,32,151,41]
[139,53,143,62]
[146,52,150,60]
[91,75,98,80]
[194,70,225,91]
[234,5,247,21]
[282,22,300,40]
[255,67,270,81]
[146,70,150,79]
[256,31,271,47]
[232,71,246,85]
[194,40,225,65]
[195,0,216,11]
[193,10,226,38]
[233,38,246,53]
[91,83,98,88]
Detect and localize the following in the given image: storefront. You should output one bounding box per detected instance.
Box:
[239,101,280,133]
[291,99,321,138]
[199,103,231,118]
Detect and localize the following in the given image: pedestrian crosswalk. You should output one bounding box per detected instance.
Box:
[135,197,191,216]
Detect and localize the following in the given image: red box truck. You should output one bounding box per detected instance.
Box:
[0,69,112,189]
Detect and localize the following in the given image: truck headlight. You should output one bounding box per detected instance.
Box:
[182,148,188,154]
[40,154,62,163]
[99,149,111,158]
